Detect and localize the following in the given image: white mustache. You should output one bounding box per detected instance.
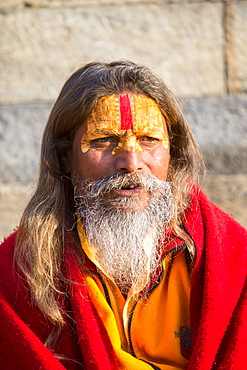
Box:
[75,173,171,199]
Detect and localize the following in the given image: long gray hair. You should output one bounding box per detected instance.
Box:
[15,60,204,344]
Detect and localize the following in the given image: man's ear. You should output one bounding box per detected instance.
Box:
[62,150,71,174]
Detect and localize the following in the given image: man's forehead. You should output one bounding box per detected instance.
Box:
[80,93,169,154]
[85,93,164,132]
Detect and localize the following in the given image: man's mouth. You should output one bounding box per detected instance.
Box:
[114,183,143,196]
[121,183,139,190]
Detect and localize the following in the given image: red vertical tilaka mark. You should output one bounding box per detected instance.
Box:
[119,94,133,130]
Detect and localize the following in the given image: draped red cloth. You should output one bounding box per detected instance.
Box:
[0,186,247,369]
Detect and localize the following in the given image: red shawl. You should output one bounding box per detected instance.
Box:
[0,187,247,369]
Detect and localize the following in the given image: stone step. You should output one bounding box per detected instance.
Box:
[201,174,247,229]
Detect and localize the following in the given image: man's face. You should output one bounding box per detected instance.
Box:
[68,93,170,209]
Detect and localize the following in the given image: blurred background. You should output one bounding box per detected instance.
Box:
[0,0,246,241]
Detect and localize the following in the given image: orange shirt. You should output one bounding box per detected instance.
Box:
[79,224,191,369]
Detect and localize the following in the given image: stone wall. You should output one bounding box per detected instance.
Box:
[0,0,246,240]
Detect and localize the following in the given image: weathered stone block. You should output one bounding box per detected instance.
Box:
[0,3,224,102]
[0,184,32,242]
[202,174,247,228]
[181,94,247,174]
[0,0,209,10]
[0,104,52,182]
[231,2,247,93]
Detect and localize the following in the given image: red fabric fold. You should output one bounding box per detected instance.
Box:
[0,186,247,369]
[0,233,118,370]
[0,293,66,370]
[62,251,118,370]
[185,186,247,369]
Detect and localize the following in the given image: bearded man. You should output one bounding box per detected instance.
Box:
[0,61,247,370]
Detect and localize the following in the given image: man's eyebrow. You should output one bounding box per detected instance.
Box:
[135,129,160,136]
[91,129,118,136]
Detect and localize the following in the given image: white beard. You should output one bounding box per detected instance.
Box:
[74,173,174,295]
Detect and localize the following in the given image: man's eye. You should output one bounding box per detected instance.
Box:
[92,136,118,143]
[138,136,161,149]
[139,136,160,142]
[90,136,118,148]
[93,137,111,143]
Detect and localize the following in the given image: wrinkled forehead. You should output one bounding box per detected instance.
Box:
[85,93,164,132]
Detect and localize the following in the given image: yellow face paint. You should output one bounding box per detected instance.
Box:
[81,93,168,154]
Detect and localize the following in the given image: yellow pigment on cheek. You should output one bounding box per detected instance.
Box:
[80,94,169,154]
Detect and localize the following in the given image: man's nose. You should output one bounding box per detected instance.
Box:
[115,150,143,173]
